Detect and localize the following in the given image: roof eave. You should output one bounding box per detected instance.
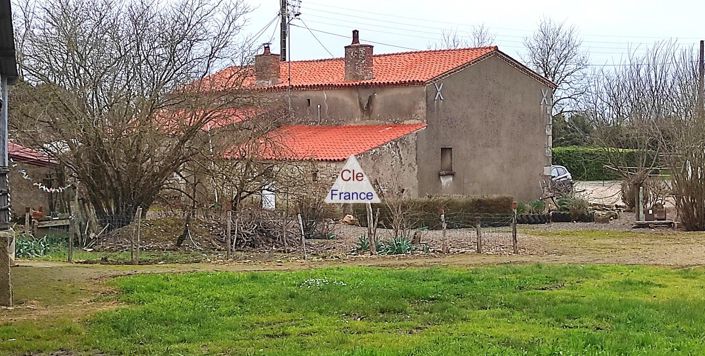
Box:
[424,48,557,89]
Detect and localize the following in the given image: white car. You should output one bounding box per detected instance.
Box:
[550,165,572,183]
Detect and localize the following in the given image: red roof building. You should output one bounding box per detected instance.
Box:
[226,123,426,161]
[206,30,555,200]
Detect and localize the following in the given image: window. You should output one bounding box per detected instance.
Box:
[306,98,311,107]
[440,147,453,174]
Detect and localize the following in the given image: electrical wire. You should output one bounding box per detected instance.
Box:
[290,24,420,51]
[303,0,704,41]
[247,14,280,47]
[298,18,335,58]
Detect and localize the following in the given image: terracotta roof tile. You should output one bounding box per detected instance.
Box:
[228,123,426,161]
[206,47,499,90]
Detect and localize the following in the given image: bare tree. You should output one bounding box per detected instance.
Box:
[11,0,253,227]
[433,24,496,49]
[524,18,589,116]
[585,41,699,223]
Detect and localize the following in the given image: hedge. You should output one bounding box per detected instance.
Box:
[352,196,514,230]
[552,146,641,181]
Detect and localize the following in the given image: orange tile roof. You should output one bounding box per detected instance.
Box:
[227,123,426,161]
[206,47,501,90]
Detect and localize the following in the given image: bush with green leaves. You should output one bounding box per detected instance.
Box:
[552,146,642,181]
[353,196,513,230]
[527,200,546,214]
[15,233,67,258]
[556,195,593,221]
[355,234,370,252]
[378,236,413,255]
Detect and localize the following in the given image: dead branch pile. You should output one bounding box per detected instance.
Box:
[226,209,301,249]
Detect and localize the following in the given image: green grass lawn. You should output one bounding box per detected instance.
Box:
[4,264,705,355]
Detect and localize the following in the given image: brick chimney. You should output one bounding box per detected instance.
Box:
[344,30,374,81]
[254,43,280,86]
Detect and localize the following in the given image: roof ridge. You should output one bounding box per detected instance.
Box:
[284,122,425,128]
[278,46,499,64]
[369,45,498,58]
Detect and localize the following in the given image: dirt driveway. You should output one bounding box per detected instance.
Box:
[574,180,623,205]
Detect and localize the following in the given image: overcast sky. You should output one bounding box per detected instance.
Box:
[244,0,705,67]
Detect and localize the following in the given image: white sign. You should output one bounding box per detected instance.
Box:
[325,156,381,204]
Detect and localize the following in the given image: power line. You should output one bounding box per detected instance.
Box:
[304,0,704,41]
[302,7,695,51]
[268,15,281,44]
[301,17,651,56]
[298,18,335,58]
[247,14,280,47]
[290,24,420,51]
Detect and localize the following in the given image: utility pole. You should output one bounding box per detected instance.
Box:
[280,0,287,61]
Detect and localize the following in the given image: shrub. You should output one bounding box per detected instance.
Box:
[15,233,67,258]
[527,200,546,214]
[378,236,413,255]
[295,195,335,239]
[353,196,513,230]
[355,234,369,252]
[555,195,593,222]
[621,178,671,211]
[552,146,641,181]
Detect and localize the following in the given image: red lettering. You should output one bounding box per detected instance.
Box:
[341,169,351,181]
[341,169,365,181]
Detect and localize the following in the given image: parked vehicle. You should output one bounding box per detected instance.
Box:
[550,165,573,195]
[550,165,572,183]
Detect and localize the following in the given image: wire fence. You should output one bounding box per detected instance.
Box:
[12,205,521,264]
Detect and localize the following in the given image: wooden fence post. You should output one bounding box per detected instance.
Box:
[233,215,239,252]
[297,213,307,260]
[67,216,74,263]
[475,219,482,254]
[282,212,288,253]
[24,208,30,235]
[512,210,518,254]
[366,203,377,255]
[226,210,232,260]
[135,207,142,265]
[441,212,448,253]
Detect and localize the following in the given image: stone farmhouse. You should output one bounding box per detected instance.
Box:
[206,30,555,202]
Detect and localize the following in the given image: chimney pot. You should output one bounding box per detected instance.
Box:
[263,43,271,55]
[351,29,360,44]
